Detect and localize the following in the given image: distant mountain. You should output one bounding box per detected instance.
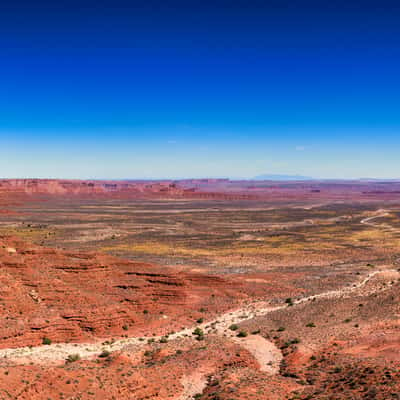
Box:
[253,174,313,181]
[358,178,400,182]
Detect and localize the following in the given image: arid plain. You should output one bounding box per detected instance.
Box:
[0,179,399,399]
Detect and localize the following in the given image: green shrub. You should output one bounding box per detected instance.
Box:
[237,331,248,338]
[98,350,111,358]
[193,327,204,336]
[277,326,286,332]
[42,337,52,345]
[66,354,80,363]
[285,298,294,306]
[229,324,238,331]
[192,327,205,341]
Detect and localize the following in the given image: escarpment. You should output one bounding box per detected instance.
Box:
[0,235,248,348]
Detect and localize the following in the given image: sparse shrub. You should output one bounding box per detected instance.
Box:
[192,327,205,341]
[42,337,52,345]
[306,322,315,328]
[98,350,111,358]
[251,329,260,335]
[196,318,204,324]
[122,325,129,331]
[237,331,248,338]
[229,324,238,331]
[66,354,80,363]
[159,336,168,343]
[283,337,300,348]
[277,326,286,332]
[285,298,294,306]
[193,327,204,337]
[282,372,298,378]
[143,309,149,314]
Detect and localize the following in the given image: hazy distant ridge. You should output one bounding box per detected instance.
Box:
[253,174,313,181]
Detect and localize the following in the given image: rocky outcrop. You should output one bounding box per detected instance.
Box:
[0,235,248,349]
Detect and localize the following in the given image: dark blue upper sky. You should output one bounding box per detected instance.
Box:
[1,0,400,179]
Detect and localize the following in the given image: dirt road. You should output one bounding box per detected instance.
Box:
[0,268,397,368]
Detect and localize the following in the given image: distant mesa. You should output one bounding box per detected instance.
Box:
[253,174,313,181]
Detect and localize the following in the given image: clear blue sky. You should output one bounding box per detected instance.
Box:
[1,0,400,179]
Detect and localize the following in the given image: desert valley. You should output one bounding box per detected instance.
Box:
[0,179,399,399]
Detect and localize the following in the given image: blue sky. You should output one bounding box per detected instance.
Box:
[1,0,400,179]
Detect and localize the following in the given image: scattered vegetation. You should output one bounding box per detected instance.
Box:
[229,324,239,331]
[192,327,205,340]
[98,350,111,358]
[42,337,52,345]
[66,354,81,363]
[277,326,286,332]
[285,298,294,306]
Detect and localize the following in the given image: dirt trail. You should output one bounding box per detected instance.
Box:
[178,371,209,400]
[233,335,282,373]
[360,208,400,233]
[0,268,398,368]
[0,269,398,400]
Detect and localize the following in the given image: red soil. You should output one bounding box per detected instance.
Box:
[0,234,296,349]
[1,181,399,399]
[0,338,260,400]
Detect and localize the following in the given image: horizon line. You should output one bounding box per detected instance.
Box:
[1,177,400,182]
